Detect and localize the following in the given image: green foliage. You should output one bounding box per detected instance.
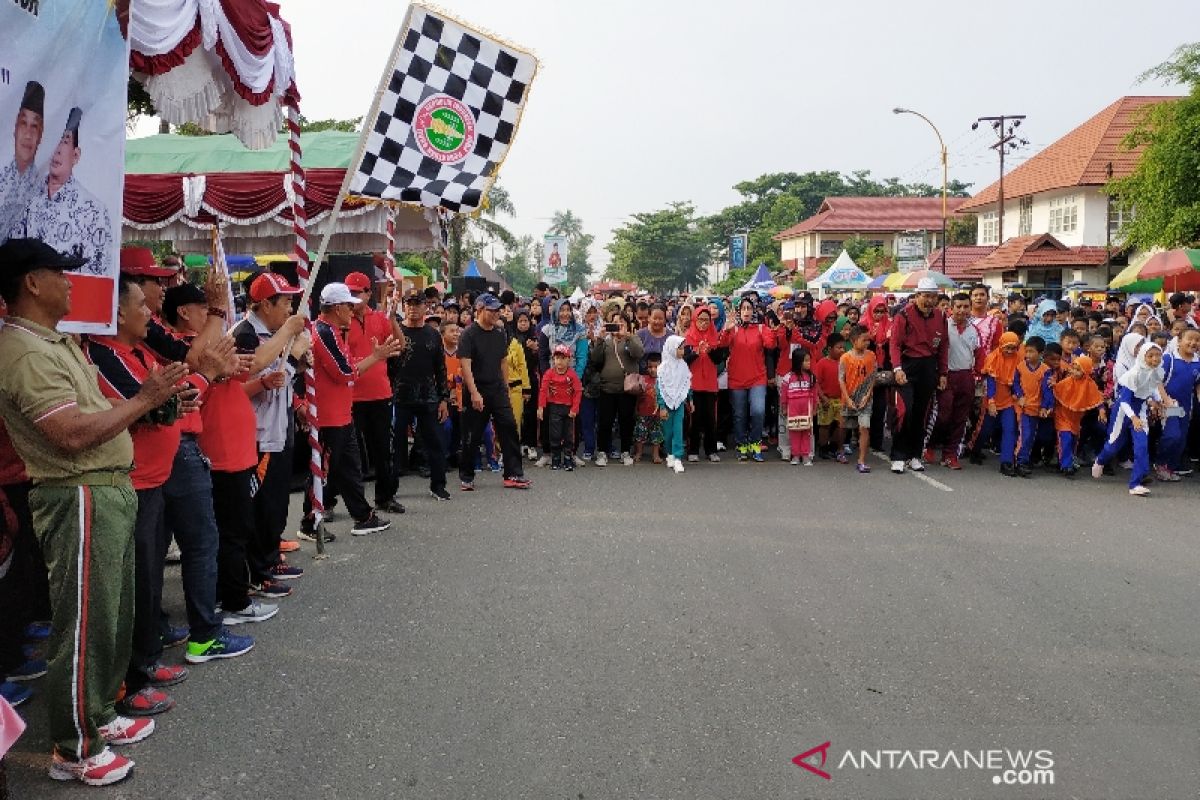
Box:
[1107,45,1200,249]
[124,239,175,262]
[447,184,517,275]
[496,235,538,297]
[289,115,362,133]
[605,202,713,294]
[395,252,434,278]
[709,265,755,297]
[946,214,978,246]
[127,77,156,124]
[175,122,215,137]
[704,170,974,267]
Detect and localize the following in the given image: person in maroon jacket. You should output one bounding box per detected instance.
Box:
[888,277,949,473]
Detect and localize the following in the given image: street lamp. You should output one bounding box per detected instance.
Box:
[893,107,948,273]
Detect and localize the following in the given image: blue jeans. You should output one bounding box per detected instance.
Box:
[162,436,222,643]
[730,384,767,449]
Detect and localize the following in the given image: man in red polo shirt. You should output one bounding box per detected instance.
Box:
[119,246,225,371]
[300,282,402,536]
[344,271,405,513]
[85,277,229,717]
[888,278,949,473]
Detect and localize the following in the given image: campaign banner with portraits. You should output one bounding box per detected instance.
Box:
[1,1,127,333]
[543,235,568,285]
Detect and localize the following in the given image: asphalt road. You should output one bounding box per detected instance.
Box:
[7,452,1200,799]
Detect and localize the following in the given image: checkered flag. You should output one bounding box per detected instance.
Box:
[349,5,538,213]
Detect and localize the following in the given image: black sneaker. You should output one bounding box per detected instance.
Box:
[351,513,391,536]
[376,499,406,514]
[1015,463,1033,478]
[564,456,575,472]
[1000,463,1017,477]
[551,455,562,470]
[250,579,293,599]
[430,487,451,501]
[296,519,336,543]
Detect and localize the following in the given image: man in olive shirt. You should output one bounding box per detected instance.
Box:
[0,239,184,786]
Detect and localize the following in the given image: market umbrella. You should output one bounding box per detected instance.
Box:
[768,285,794,299]
[883,269,956,291]
[866,274,889,291]
[1117,248,1200,292]
[1108,262,1165,294]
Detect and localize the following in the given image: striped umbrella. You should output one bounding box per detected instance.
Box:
[1113,248,1200,293]
[866,274,889,290]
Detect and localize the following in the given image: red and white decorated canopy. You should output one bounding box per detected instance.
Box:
[125,0,299,149]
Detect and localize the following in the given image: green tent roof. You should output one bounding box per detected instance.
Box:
[125,130,360,175]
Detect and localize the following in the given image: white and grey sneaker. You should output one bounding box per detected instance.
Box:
[621,452,634,466]
[672,460,685,474]
[709,453,721,463]
[535,454,552,468]
[665,455,676,468]
[1129,485,1151,497]
[687,454,699,463]
[223,599,278,626]
[890,460,905,474]
[594,452,608,467]
[351,513,391,536]
[907,458,925,472]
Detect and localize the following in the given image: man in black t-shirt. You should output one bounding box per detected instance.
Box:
[392,291,451,501]
[458,294,529,490]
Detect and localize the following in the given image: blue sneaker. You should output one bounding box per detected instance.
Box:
[24,621,51,641]
[161,625,189,649]
[751,450,765,463]
[7,658,47,682]
[488,459,501,473]
[184,629,254,664]
[0,680,33,707]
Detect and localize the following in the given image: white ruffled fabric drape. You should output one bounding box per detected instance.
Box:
[130,0,297,149]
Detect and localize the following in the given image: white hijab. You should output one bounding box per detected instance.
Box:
[1118,342,1164,399]
[1113,332,1145,384]
[657,334,691,410]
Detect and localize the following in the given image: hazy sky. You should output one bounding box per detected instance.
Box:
[139,0,1196,273]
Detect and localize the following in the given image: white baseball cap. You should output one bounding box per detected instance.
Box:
[915,277,940,293]
[320,282,362,306]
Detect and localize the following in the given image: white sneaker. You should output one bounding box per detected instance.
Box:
[803,456,814,466]
[907,458,925,472]
[621,452,634,466]
[709,453,721,463]
[594,452,608,467]
[1091,462,1104,479]
[672,461,685,474]
[49,747,134,786]
[1156,468,1181,482]
[687,454,699,463]
[223,599,278,625]
[790,457,799,465]
[97,715,155,745]
[665,455,676,468]
[1129,485,1151,497]
[716,441,726,451]
[534,454,551,468]
[891,460,905,474]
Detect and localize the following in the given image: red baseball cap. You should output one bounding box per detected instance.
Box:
[249,272,302,303]
[344,271,373,292]
[119,247,176,278]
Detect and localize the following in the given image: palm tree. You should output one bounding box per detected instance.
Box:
[548,209,584,241]
[447,183,517,276]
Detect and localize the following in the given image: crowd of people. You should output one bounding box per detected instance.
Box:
[1,237,1198,787]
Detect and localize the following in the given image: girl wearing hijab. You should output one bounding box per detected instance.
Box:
[1053,355,1105,476]
[1111,332,1145,386]
[537,299,587,466]
[982,332,1024,476]
[1026,298,1065,343]
[720,295,773,462]
[1092,342,1171,495]
[501,306,531,441]
[866,295,892,451]
[657,335,692,474]
[512,309,541,458]
[683,305,724,461]
[675,302,694,337]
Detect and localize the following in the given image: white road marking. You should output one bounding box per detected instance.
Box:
[871,450,954,492]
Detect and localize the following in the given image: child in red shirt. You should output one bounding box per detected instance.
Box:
[813,334,846,461]
[537,344,583,470]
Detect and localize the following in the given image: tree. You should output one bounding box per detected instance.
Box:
[703,170,973,269]
[496,235,538,297]
[1106,43,1200,249]
[946,214,978,246]
[446,184,517,275]
[709,265,755,297]
[606,202,713,294]
[289,115,362,133]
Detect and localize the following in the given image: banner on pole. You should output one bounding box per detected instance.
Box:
[0,1,127,333]
[542,235,567,284]
[348,4,539,213]
[729,233,747,270]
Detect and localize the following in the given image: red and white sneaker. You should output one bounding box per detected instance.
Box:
[48,747,134,786]
[98,715,155,745]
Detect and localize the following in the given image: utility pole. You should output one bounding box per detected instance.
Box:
[973,114,1027,246]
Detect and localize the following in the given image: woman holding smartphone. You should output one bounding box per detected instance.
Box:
[588,315,644,466]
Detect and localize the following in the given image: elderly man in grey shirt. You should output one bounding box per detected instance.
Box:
[927,292,983,470]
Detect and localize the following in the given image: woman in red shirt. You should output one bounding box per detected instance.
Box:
[720,295,773,462]
[683,306,724,461]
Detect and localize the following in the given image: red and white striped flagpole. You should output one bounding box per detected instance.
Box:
[288,102,326,555]
[385,204,398,282]
[438,208,450,284]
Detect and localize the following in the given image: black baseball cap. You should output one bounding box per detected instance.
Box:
[0,238,86,275]
[162,283,207,326]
